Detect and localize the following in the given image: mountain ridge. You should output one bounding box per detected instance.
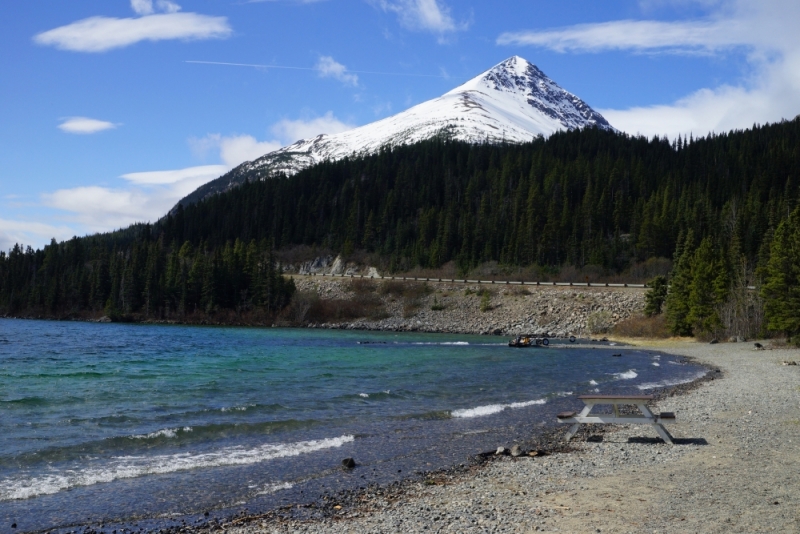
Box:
[177,56,614,208]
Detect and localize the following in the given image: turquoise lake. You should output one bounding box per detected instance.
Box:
[0,318,706,532]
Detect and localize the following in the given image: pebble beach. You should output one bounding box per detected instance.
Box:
[212,341,800,534]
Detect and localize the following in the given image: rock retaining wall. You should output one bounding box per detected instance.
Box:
[292,278,645,337]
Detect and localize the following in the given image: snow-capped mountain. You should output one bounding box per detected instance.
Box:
[178,56,614,207]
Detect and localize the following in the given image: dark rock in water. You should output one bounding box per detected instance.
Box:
[510,444,523,457]
[492,328,503,336]
[710,339,719,344]
[11,524,16,529]
[342,457,356,469]
[612,353,622,357]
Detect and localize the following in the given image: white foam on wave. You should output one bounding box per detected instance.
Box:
[613,370,638,380]
[0,435,355,501]
[253,482,294,496]
[652,362,661,367]
[589,380,598,386]
[221,404,252,412]
[637,371,707,391]
[359,393,369,398]
[452,399,546,419]
[410,341,469,346]
[131,427,192,440]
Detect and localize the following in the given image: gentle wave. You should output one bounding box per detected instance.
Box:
[130,427,192,440]
[252,482,294,496]
[405,341,470,346]
[221,404,255,412]
[636,371,707,391]
[613,369,638,380]
[0,435,354,501]
[452,399,546,419]
[1,396,50,406]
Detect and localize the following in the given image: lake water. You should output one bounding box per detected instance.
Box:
[0,319,706,532]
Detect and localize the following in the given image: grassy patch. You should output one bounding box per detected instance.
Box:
[480,292,492,313]
[430,296,446,311]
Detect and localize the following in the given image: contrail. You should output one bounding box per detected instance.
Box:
[185,60,449,78]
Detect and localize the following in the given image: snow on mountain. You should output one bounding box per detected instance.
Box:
[178,56,614,207]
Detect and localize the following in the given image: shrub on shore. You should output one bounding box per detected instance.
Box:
[611,314,670,338]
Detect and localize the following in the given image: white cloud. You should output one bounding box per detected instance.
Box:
[156,1,182,14]
[219,135,283,168]
[191,112,356,168]
[121,165,228,185]
[42,166,225,233]
[15,113,355,247]
[34,11,231,52]
[497,0,800,138]
[131,0,155,16]
[497,19,744,54]
[58,117,118,134]
[369,0,466,35]
[315,56,359,87]
[0,219,75,253]
[272,111,355,142]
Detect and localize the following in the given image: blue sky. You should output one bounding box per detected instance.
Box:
[2,0,799,250]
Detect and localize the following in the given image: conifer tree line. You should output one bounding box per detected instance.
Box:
[0,234,294,321]
[1,117,799,335]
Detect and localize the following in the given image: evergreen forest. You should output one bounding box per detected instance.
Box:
[2,117,800,338]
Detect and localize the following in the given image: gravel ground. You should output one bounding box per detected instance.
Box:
[214,340,800,534]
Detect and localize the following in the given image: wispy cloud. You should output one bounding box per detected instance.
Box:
[498,0,800,138]
[58,117,118,134]
[41,166,226,233]
[0,219,75,253]
[190,135,283,168]
[497,19,745,54]
[315,56,359,87]
[131,0,182,16]
[34,1,231,52]
[247,0,327,3]
[9,112,356,249]
[191,111,356,167]
[369,0,467,36]
[272,111,355,142]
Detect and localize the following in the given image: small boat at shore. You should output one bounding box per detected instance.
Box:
[508,335,549,348]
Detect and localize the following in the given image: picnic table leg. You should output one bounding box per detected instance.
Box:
[564,403,594,442]
[638,404,674,445]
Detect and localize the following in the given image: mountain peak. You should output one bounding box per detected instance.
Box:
[176,56,615,208]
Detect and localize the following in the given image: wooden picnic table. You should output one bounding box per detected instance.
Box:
[557,394,675,444]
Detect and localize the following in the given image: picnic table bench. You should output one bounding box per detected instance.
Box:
[557,394,675,444]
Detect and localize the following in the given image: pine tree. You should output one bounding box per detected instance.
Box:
[687,237,723,335]
[644,275,667,316]
[665,231,695,336]
[762,206,800,340]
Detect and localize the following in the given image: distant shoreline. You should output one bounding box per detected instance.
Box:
[2,279,646,339]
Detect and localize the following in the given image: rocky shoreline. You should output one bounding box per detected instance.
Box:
[293,277,645,338]
[205,340,799,533]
